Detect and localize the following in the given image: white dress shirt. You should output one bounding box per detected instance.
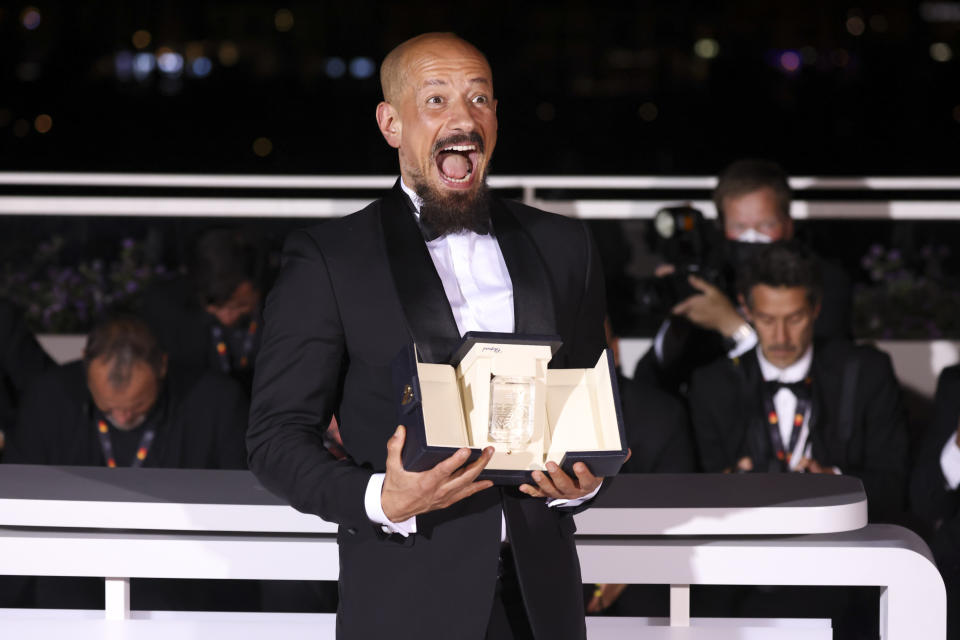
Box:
[940,430,960,490]
[756,345,814,471]
[364,179,600,538]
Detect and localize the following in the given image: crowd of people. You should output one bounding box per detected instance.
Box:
[0,31,957,640]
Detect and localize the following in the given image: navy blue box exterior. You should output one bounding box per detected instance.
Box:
[392,333,629,485]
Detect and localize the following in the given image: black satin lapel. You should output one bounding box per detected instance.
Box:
[380,183,461,364]
[489,199,557,335]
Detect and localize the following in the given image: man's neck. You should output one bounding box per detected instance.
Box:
[756,344,814,382]
[399,178,423,214]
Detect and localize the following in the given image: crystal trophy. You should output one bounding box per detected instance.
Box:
[488,375,536,446]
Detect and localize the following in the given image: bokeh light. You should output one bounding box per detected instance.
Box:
[930,42,953,63]
[252,137,273,157]
[325,57,346,78]
[132,30,151,49]
[693,38,720,60]
[34,114,52,134]
[637,102,658,122]
[20,7,41,31]
[218,42,239,67]
[779,50,801,73]
[349,57,375,79]
[846,16,865,36]
[275,9,294,32]
[157,50,184,75]
[190,57,213,78]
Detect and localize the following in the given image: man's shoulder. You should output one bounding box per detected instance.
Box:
[26,361,86,409]
[170,367,244,405]
[294,199,384,249]
[815,339,892,371]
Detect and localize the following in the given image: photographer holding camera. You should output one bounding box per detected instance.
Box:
[634,159,852,397]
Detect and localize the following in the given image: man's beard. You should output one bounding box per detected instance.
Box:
[415,179,492,237]
[412,133,492,237]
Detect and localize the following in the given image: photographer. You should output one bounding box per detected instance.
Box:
[634,159,852,396]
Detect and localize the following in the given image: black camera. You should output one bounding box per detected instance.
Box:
[634,206,726,317]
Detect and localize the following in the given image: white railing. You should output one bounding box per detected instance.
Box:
[2,173,960,219]
[0,466,945,639]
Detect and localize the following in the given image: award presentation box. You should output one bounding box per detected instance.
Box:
[392,332,629,484]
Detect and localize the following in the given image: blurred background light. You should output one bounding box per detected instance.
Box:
[693,38,719,60]
[930,42,954,62]
[190,56,212,78]
[20,6,41,31]
[218,42,239,67]
[324,57,346,78]
[274,9,294,32]
[252,137,273,157]
[133,52,155,80]
[637,101,658,122]
[157,50,184,76]
[115,51,134,80]
[846,15,866,36]
[779,50,802,73]
[132,30,151,49]
[34,114,52,134]
[349,57,375,79]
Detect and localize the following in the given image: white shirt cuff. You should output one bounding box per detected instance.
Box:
[940,434,960,490]
[547,480,603,508]
[727,325,758,359]
[364,473,417,537]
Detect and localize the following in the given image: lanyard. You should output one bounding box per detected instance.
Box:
[761,377,812,471]
[211,320,258,373]
[95,418,157,468]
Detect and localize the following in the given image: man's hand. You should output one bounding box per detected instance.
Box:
[380,425,495,523]
[518,461,602,500]
[671,275,745,338]
[723,456,754,473]
[587,583,628,613]
[795,457,839,474]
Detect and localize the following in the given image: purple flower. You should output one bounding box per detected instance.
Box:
[887,249,901,262]
[870,244,884,257]
[125,281,138,293]
[121,238,135,250]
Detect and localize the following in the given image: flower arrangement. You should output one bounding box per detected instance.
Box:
[0,236,172,333]
[853,243,960,339]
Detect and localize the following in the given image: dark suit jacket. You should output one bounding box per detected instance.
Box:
[0,299,54,448]
[4,361,249,469]
[688,340,908,521]
[910,365,960,583]
[617,372,696,473]
[247,184,606,640]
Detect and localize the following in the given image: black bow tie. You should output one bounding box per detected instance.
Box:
[764,378,812,400]
[418,216,491,242]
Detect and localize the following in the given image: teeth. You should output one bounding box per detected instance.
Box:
[444,170,473,184]
[442,145,476,152]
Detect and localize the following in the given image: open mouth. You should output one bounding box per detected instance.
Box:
[435,143,481,187]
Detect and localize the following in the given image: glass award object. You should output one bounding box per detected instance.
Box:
[488,375,535,446]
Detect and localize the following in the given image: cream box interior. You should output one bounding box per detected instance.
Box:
[414,341,623,471]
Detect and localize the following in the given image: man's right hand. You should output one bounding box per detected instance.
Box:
[381,425,495,523]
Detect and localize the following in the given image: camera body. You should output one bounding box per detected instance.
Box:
[634,205,727,318]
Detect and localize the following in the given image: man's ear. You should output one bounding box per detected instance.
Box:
[376,101,401,149]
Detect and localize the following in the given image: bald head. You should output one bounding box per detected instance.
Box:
[380,32,490,104]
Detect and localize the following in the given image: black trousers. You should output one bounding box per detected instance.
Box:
[485,545,535,640]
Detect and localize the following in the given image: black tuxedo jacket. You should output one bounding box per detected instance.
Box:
[247,183,606,640]
[910,365,960,584]
[688,340,908,521]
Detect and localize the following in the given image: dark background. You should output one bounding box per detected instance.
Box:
[1,1,960,338]
[2,1,959,175]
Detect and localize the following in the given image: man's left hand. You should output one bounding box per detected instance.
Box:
[519,461,603,500]
[671,275,745,337]
[795,457,839,474]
